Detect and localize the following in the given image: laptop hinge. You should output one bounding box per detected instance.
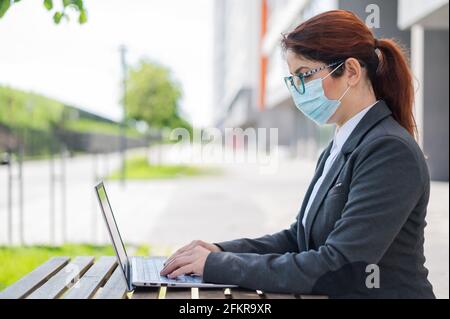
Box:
[127,258,133,291]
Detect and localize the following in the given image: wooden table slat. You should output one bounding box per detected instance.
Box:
[64,256,117,299]
[95,265,128,299]
[198,288,228,299]
[164,287,192,299]
[0,257,70,299]
[1,257,328,299]
[131,287,159,299]
[263,292,297,299]
[27,256,94,299]
[228,288,262,299]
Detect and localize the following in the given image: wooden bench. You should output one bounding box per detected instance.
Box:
[0,257,328,299]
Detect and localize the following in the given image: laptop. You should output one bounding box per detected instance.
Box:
[95,181,237,291]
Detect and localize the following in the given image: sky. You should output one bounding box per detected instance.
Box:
[0,0,214,126]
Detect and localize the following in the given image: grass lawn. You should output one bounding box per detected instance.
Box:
[108,156,220,180]
[0,244,149,291]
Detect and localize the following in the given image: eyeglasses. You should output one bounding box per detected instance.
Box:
[284,61,343,95]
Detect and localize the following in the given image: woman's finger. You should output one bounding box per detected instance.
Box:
[165,245,196,267]
[160,255,192,276]
[164,241,197,265]
[165,245,191,264]
[168,264,194,279]
[161,250,192,273]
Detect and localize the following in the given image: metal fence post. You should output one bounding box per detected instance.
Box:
[18,145,24,245]
[49,146,56,245]
[7,151,13,245]
[92,153,99,243]
[60,144,67,243]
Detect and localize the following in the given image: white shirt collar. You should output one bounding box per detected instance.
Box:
[332,101,379,152]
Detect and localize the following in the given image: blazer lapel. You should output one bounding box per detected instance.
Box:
[304,152,347,249]
[297,141,332,251]
[302,100,393,249]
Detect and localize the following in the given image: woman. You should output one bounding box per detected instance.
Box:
[160,10,435,298]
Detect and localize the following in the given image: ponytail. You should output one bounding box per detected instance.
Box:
[373,39,417,139]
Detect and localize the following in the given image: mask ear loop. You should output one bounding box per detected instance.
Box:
[322,61,351,101]
[338,85,351,102]
[322,62,345,80]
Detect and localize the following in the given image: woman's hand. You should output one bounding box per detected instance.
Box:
[160,240,222,278]
[165,240,222,266]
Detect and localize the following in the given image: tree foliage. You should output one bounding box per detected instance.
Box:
[0,0,87,24]
[126,60,191,132]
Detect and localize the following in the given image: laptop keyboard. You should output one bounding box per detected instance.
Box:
[134,257,202,284]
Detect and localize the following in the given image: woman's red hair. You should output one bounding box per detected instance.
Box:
[282,10,417,138]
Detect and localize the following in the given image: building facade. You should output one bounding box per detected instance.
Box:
[213,0,449,181]
[213,0,261,129]
[398,0,449,181]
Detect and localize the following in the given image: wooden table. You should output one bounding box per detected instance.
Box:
[0,256,327,299]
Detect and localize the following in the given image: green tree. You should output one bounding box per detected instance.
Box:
[126,60,191,132]
[0,0,87,24]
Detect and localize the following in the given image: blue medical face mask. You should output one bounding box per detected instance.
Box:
[284,62,351,125]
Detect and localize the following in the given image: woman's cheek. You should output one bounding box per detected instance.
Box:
[322,79,338,100]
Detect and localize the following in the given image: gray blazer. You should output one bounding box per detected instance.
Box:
[203,101,435,298]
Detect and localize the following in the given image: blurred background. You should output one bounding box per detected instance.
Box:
[0,0,448,298]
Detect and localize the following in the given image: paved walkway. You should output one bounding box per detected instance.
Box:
[0,147,448,298]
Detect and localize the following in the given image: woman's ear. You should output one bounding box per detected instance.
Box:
[344,58,362,87]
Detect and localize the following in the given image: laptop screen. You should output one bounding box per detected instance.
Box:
[95,182,130,286]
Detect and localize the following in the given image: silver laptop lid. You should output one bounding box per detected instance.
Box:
[95,181,132,291]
